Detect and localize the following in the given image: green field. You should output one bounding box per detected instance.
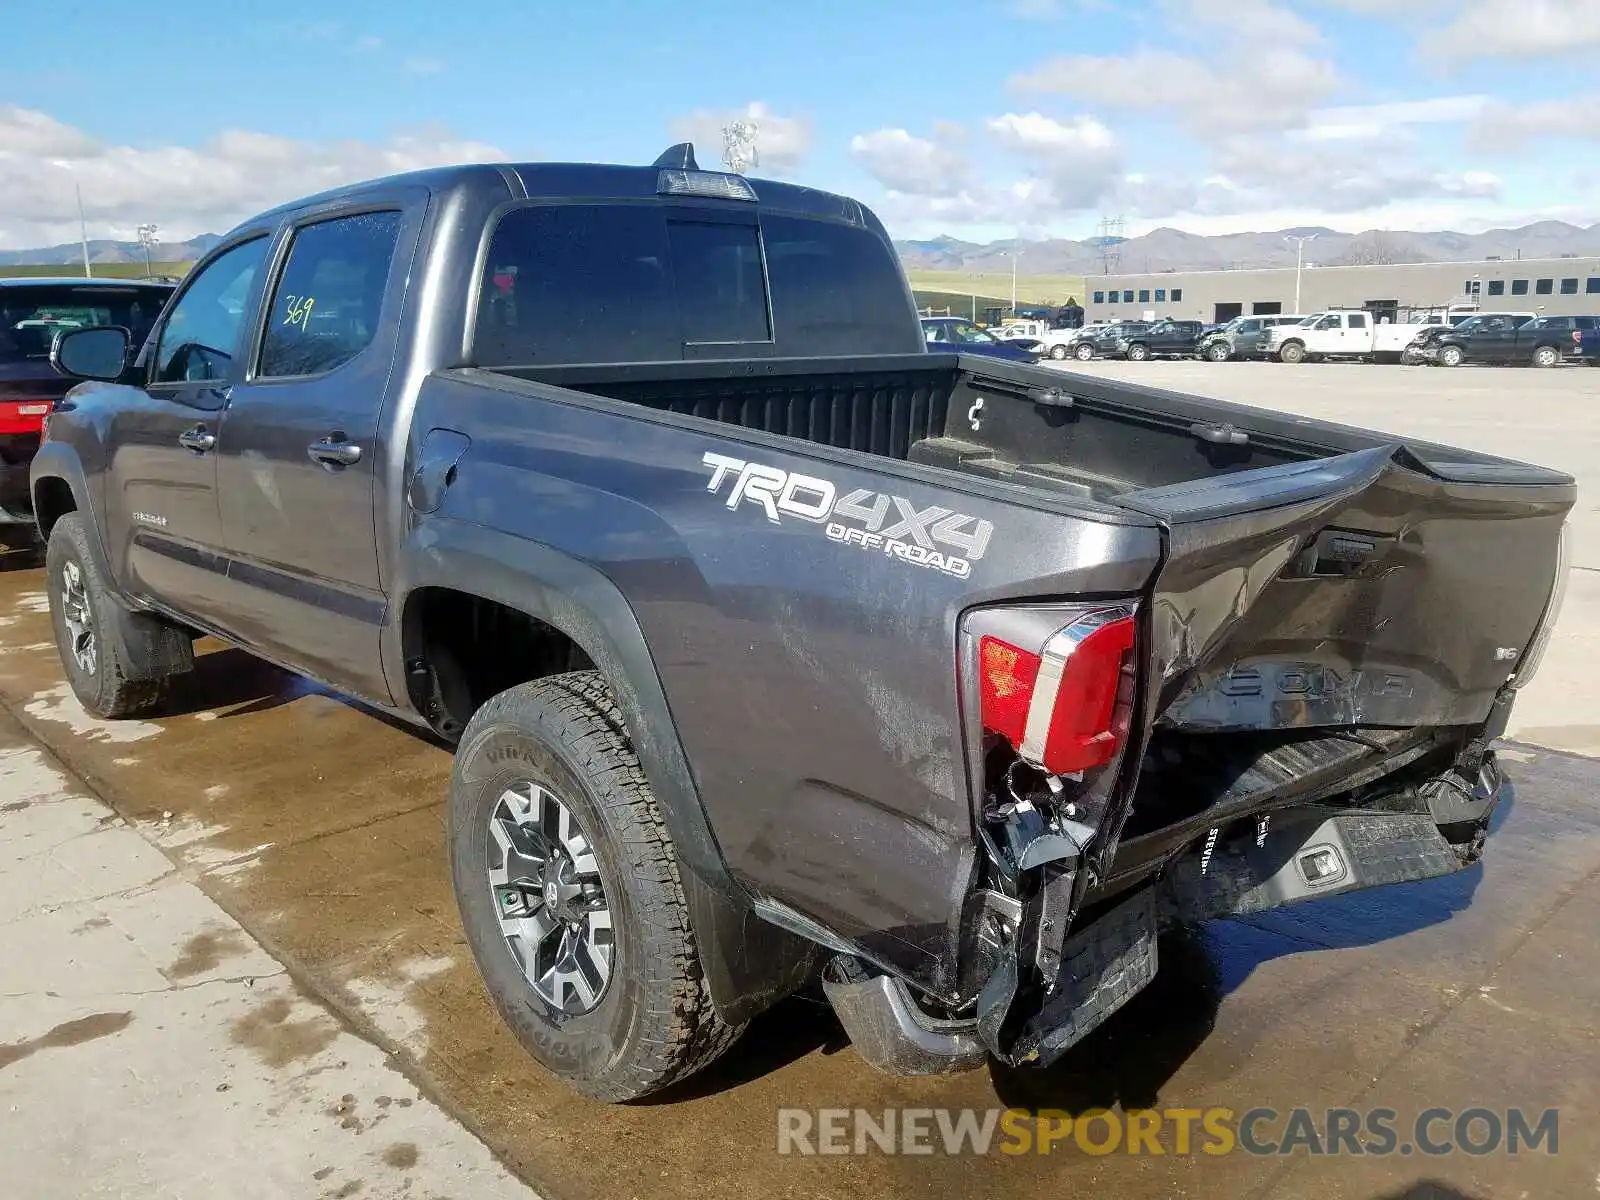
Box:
[0,262,192,280]
[907,268,1086,308]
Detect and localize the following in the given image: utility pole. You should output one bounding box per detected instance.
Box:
[1284,233,1318,313]
[136,224,159,278]
[1006,248,1022,316]
[76,185,92,278]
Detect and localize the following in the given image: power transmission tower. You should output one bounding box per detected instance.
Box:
[1097,215,1124,274]
[722,120,759,174]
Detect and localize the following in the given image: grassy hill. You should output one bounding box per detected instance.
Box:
[906,268,1085,308]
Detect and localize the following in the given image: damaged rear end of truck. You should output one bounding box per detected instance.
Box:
[799,365,1574,1076]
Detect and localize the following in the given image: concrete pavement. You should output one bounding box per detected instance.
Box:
[0,706,538,1200]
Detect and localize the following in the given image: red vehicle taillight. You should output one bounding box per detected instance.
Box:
[976,608,1137,775]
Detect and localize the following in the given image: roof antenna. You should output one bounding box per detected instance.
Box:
[653,143,698,170]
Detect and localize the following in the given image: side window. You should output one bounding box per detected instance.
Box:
[258,211,401,378]
[1587,278,1600,295]
[1511,279,1529,296]
[153,238,271,385]
[1487,280,1505,296]
[1122,290,1134,303]
[1561,278,1580,295]
[1092,291,1105,304]
[1154,288,1166,302]
[1138,289,1150,303]
[1535,278,1553,295]
[1314,314,1340,330]
[1170,288,1183,302]
[1348,313,1367,329]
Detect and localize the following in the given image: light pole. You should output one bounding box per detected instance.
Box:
[136,224,159,278]
[1004,248,1022,316]
[1284,233,1318,313]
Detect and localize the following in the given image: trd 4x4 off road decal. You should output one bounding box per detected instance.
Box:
[701,452,993,579]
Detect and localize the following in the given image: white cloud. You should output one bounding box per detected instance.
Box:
[850,127,969,196]
[852,115,1121,230]
[1012,45,1339,132]
[402,56,445,74]
[0,107,505,248]
[1168,0,1321,44]
[1428,0,1600,61]
[669,102,813,176]
[1007,0,1064,17]
[1471,95,1600,149]
[1304,95,1490,141]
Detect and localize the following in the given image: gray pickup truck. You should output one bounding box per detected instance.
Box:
[33,145,1573,1102]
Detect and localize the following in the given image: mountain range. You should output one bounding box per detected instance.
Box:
[895,220,1600,276]
[8,219,1600,277]
[0,234,222,267]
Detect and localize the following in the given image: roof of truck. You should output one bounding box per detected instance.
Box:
[227,144,884,241]
[0,277,174,290]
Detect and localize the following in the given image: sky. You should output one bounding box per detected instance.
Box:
[3,0,1599,251]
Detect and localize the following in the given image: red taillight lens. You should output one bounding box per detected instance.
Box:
[976,611,1136,776]
[1041,616,1136,773]
[979,636,1041,746]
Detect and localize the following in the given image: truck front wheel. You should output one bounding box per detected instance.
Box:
[1073,342,1095,361]
[45,513,193,718]
[1125,342,1150,361]
[1278,341,1307,364]
[448,671,744,1102]
[1532,344,1559,368]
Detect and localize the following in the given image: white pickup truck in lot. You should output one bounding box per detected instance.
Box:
[1262,309,1432,364]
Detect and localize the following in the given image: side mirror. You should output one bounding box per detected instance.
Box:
[52,325,130,382]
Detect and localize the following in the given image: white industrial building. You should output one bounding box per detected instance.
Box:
[1083,256,1600,325]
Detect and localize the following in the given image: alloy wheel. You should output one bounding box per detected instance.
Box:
[487,782,614,1014]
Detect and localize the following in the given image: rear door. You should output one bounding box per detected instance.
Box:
[104,236,273,618]
[212,205,413,701]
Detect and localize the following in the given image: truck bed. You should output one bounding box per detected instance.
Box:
[496,351,1565,502]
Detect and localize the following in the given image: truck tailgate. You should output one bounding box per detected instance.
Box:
[1121,443,1573,734]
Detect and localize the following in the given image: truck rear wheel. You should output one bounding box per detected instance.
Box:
[448,670,744,1102]
[1049,343,1069,360]
[45,513,193,718]
[1278,341,1306,364]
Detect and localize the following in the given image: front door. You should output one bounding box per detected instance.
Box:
[105,236,273,621]
[213,208,408,702]
[1469,315,1520,360]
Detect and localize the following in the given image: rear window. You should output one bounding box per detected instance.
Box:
[473,204,920,366]
[0,284,171,367]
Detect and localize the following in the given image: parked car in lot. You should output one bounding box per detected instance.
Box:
[1403,313,1536,366]
[1072,318,1202,361]
[1196,314,1307,362]
[1412,314,1600,368]
[1262,309,1432,364]
[0,277,173,546]
[36,147,1574,1103]
[923,316,1041,361]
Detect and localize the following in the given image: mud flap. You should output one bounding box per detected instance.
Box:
[978,886,1158,1067]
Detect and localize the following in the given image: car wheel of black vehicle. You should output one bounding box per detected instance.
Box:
[1278,341,1306,364]
[1532,344,1559,368]
[1204,342,1230,362]
[1439,345,1464,368]
[1126,343,1150,362]
[1073,342,1094,361]
[448,671,744,1102]
[1049,343,1069,360]
[45,513,193,719]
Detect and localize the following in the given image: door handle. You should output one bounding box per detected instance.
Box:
[308,437,362,467]
[178,425,215,453]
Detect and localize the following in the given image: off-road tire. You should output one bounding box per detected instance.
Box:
[1278,341,1307,364]
[1073,342,1095,361]
[448,671,744,1102]
[45,513,192,718]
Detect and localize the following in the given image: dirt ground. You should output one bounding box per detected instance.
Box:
[3,362,1599,1198]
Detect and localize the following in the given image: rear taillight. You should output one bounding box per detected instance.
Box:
[976,607,1136,775]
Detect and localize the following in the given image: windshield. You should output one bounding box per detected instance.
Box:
[0,284,172,367]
